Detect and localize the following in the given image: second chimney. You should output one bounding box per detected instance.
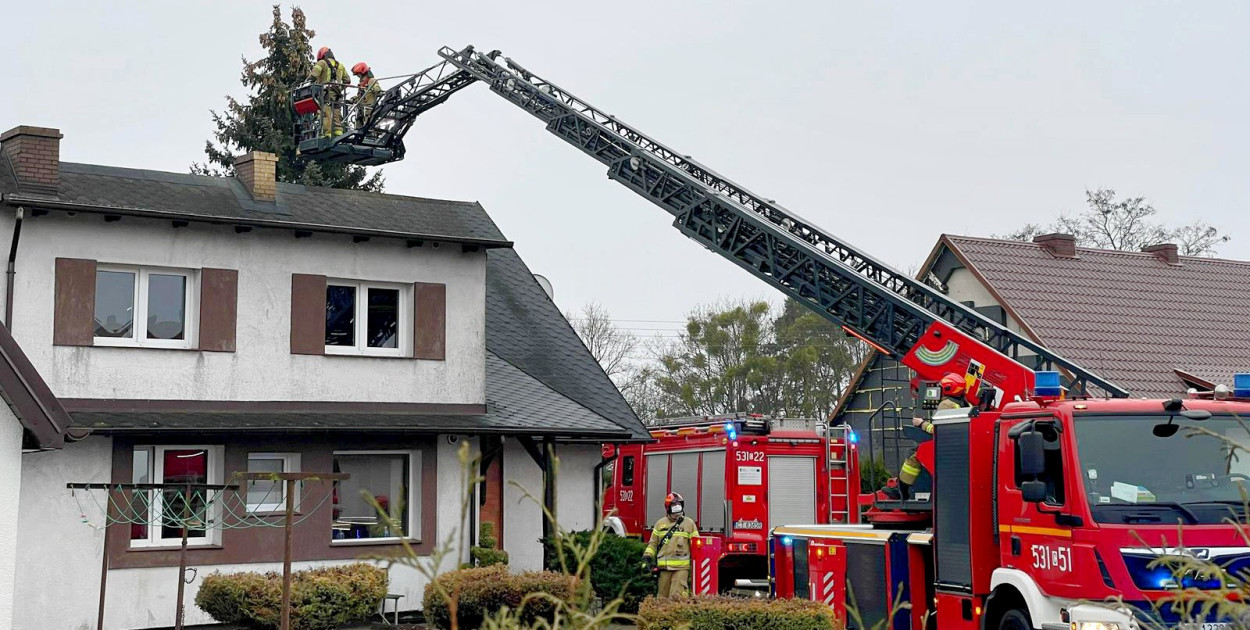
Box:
[1142,243,1180,265]
[0,125,63,196]
[1033,233,1077,259]
[234,151,278,202]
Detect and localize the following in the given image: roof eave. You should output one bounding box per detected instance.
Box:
[1,193,514,249]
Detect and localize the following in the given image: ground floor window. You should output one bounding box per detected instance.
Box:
[332,451,418,541]
[130,446,223,547]
[246,452,302,514]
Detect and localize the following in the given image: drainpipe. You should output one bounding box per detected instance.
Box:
[6,206,24,329]
[592,446,619,526]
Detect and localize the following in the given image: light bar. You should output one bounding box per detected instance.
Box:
[1235,373,1250,398]
[1035,371,1063,398]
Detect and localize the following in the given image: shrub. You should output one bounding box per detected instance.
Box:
[195,562,387,630]
[470,521,510,568]
[546,530,652,613]
[636,595,838,630]
[422,565,577,629]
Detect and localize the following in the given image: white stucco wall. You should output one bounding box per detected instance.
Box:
[0,406,23,630]
[502,441,601,572]
[944,267,1025,335]
[12,436,484,629]
[3,212,486,404]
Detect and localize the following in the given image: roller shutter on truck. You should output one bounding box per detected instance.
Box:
[646,454,669,526]
[767,456,817,528]
[670,453,700,523]
[701,451,726,531]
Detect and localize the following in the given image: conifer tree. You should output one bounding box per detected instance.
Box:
[192,5,384,191]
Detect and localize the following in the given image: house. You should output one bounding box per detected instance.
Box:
[835,232,1250,472]
[0,125,647,629]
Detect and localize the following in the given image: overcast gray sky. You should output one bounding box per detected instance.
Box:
[3,1,1247,340]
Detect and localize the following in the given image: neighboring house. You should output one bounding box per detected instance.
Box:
[0,125,647,629]
[835,232,1250,473]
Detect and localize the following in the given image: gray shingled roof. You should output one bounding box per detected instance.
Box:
[486,248,650,439]
[0,159,511,246]
[941,235,1250,397]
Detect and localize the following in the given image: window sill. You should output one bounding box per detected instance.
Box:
[128,543,223,552]
[86,343,200,352]
[330,537,421,547]
[321,350,411,360]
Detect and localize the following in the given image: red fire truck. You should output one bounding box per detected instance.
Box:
[295,45,1250,629]
[601,413,860,588]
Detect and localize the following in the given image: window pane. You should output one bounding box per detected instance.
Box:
[94,271,135,338]
[326,285,356,347]
[161,449,208,539]
[247,457,285,507]
[367,288,399,349]
[332,453,410,540]
[147,274,186,340]
[131,448,151,541]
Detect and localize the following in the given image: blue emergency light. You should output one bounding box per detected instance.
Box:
[1235,374,1250,399]
[781,536,793,547]
[847,430,858,444]
[725,422,737,439]
[1035,371,1063,398]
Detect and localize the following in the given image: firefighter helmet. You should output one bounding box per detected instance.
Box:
[940,373,966,397]
[317,46,332,61]
[664,492,685,514]
[352,62,370,76]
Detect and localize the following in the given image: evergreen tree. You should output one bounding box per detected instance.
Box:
[191,5,383,191]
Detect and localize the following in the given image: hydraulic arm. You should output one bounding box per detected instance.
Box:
[296,44,1130,404]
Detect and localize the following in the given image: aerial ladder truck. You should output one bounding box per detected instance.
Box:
[294,45,1250,630]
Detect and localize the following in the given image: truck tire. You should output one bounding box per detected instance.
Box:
[999,609,1032,630]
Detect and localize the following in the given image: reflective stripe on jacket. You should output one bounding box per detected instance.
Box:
[643,515,699,568]
[310,58,349,89]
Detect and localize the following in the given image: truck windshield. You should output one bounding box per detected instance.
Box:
[1074,413,1250,525]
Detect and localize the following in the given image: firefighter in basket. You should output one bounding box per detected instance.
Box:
[309,46,350,137]
[885,373,971,500]
[642,492,699,598]
[351,62,384,128]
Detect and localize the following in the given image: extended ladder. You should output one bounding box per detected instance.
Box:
[298,44,1129,399]
[825,424,854,524]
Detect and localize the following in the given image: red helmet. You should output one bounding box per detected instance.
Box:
[664,492,684,512]
[351,62,369,76]
[939,373,966,397]
[316,46,332,61]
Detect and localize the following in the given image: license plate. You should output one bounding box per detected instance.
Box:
[1180,623,1228,630]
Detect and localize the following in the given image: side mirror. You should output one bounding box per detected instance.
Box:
[1181,409,1212,421]
[1021,480,1047,503]
[1153,422,1180,438]
[1018,430,1046,476]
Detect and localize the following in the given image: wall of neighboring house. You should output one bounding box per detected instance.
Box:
[501,440,601,572]
[2,212,487,405]
[12,436,475,629]
[0,407,23,630]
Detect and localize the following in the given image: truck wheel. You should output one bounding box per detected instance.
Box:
[999,609,1032,630]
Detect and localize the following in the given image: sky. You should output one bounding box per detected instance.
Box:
[2,1,1247,343]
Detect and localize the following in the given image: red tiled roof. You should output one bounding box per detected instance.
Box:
[940,234,1250,398]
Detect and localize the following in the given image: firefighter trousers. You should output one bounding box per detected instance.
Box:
[657,567,690,598]
[320,96,344,138]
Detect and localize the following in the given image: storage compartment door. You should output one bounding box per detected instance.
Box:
[767,456,816,528]
[670,452,700,525]
[645,453,670,528]
[701,451,727,531]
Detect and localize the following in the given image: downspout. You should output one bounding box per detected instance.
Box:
[6,206,24,329]
[593,446,619,526]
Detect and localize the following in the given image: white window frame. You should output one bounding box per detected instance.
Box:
[323,280,410,357]
[245,452,302,514]
[130,445,224,549]
[94,265,198,349]
[330,449,421,545]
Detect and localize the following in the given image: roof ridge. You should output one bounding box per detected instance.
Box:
[946,233,1250,266]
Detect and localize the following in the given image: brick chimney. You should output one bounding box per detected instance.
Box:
[234,151,278,202]
[1142,243,1180,265]
[1033,233,1077,259]
[0,125,63,196]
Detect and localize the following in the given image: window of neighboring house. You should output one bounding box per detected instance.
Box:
[246,453,302,514]
[331,451,419,542]
[324,281,407,356]
[129,446,223,548]
[94,266,196,348]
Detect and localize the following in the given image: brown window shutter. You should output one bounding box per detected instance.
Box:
[198,268,238,352]
[414,282,446,360]
[290,274,327,355]
[53,258,96,346]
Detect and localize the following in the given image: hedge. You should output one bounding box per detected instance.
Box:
[637,596,838,630]
[545,530,653,613]
[195,562,387,630]
[422,565,577,629]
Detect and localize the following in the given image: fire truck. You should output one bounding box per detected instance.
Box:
[295,45,1250,629]
[600,413,861,588]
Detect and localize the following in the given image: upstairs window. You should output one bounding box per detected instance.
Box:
[325,281,407,356]
[94,266,195,349]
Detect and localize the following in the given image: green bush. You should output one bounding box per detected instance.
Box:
[422,565,577,629]
[470,521,510,567]
[546,530,653,613]
[637,595,838,630]
[195,563,387,630]
[860,456,892,494]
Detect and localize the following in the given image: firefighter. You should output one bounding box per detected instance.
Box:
[642,492,699,598]
[351,62,384,128]
[887,373,970,500]
[309,46,349,137]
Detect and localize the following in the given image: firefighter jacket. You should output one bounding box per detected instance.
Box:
[310,58,349,94]
[917,398,963,434]
[354,77,383,107]
[643,515,699,569]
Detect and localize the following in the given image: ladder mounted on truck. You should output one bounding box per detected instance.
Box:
[295,44,1129,400]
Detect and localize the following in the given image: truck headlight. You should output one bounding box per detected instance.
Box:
[1072,622,1121,630]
